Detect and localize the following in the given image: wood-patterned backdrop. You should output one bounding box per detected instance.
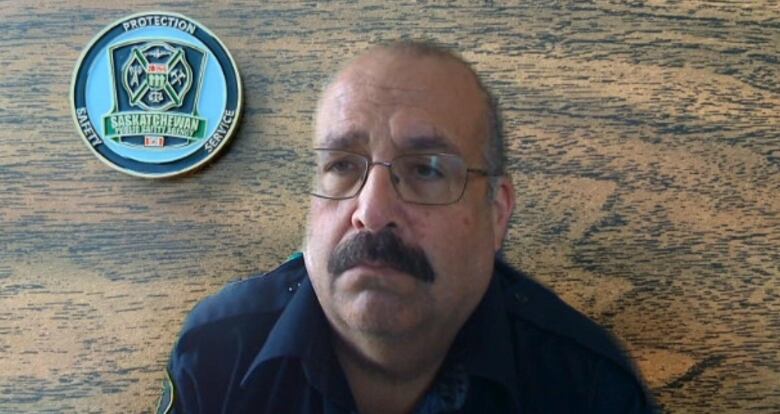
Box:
[1,1,778,412]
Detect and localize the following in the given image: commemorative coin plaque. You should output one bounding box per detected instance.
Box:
[71,12,242,178]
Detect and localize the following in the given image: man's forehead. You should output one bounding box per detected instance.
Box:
[315,100,462,156]
[319,129,461,154]
[315,50,487,153]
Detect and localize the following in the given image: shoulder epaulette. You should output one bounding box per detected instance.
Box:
[179,255,307,335]
[496,260,639,377]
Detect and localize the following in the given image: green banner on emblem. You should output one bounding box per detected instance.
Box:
[103,111,207,141]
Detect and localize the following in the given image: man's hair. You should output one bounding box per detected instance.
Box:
[319,40,507,195]
[372,40,506,181]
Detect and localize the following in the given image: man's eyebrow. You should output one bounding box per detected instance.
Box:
[401,135,459,154]
[318,131,369,149]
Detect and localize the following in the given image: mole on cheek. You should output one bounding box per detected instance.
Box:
[461,216,471,227]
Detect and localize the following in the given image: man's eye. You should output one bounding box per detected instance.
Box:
[325,159,359,174]
[411,163,444,180]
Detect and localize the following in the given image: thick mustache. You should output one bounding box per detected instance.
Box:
[327,229,435,283]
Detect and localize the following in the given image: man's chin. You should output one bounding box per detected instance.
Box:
[337,290,430,338]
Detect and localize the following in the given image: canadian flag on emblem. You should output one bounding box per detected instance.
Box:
[145,136,165,147]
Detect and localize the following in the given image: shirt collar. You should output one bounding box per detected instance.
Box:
[240,276,353,406]
[242,276,327,374]
[453,267,520,409]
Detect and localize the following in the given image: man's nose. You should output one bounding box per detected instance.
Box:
[350,163,402,232]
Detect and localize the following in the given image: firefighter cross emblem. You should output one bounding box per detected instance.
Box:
[122,42,194,112]
[71,12,242,177]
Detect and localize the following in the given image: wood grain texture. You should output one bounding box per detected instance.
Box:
[1,1,778,412]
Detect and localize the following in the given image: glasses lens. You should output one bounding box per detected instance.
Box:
[312,150,367,198]
[392,154,467,204]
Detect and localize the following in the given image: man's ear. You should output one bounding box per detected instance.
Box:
[491,175,516,252]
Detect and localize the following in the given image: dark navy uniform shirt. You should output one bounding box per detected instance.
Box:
[162,255,656,413]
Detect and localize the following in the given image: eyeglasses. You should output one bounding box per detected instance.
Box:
[310,149,495,205]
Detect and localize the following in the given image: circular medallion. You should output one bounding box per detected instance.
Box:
[71,11,242,178]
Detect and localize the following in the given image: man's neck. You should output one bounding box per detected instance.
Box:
[332,330,455,414]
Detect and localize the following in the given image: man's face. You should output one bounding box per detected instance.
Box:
[304,51,513,341]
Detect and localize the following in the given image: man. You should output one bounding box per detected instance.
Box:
[161,41,655,413]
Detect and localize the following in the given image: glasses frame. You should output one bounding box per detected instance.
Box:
[310,148,496,206]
